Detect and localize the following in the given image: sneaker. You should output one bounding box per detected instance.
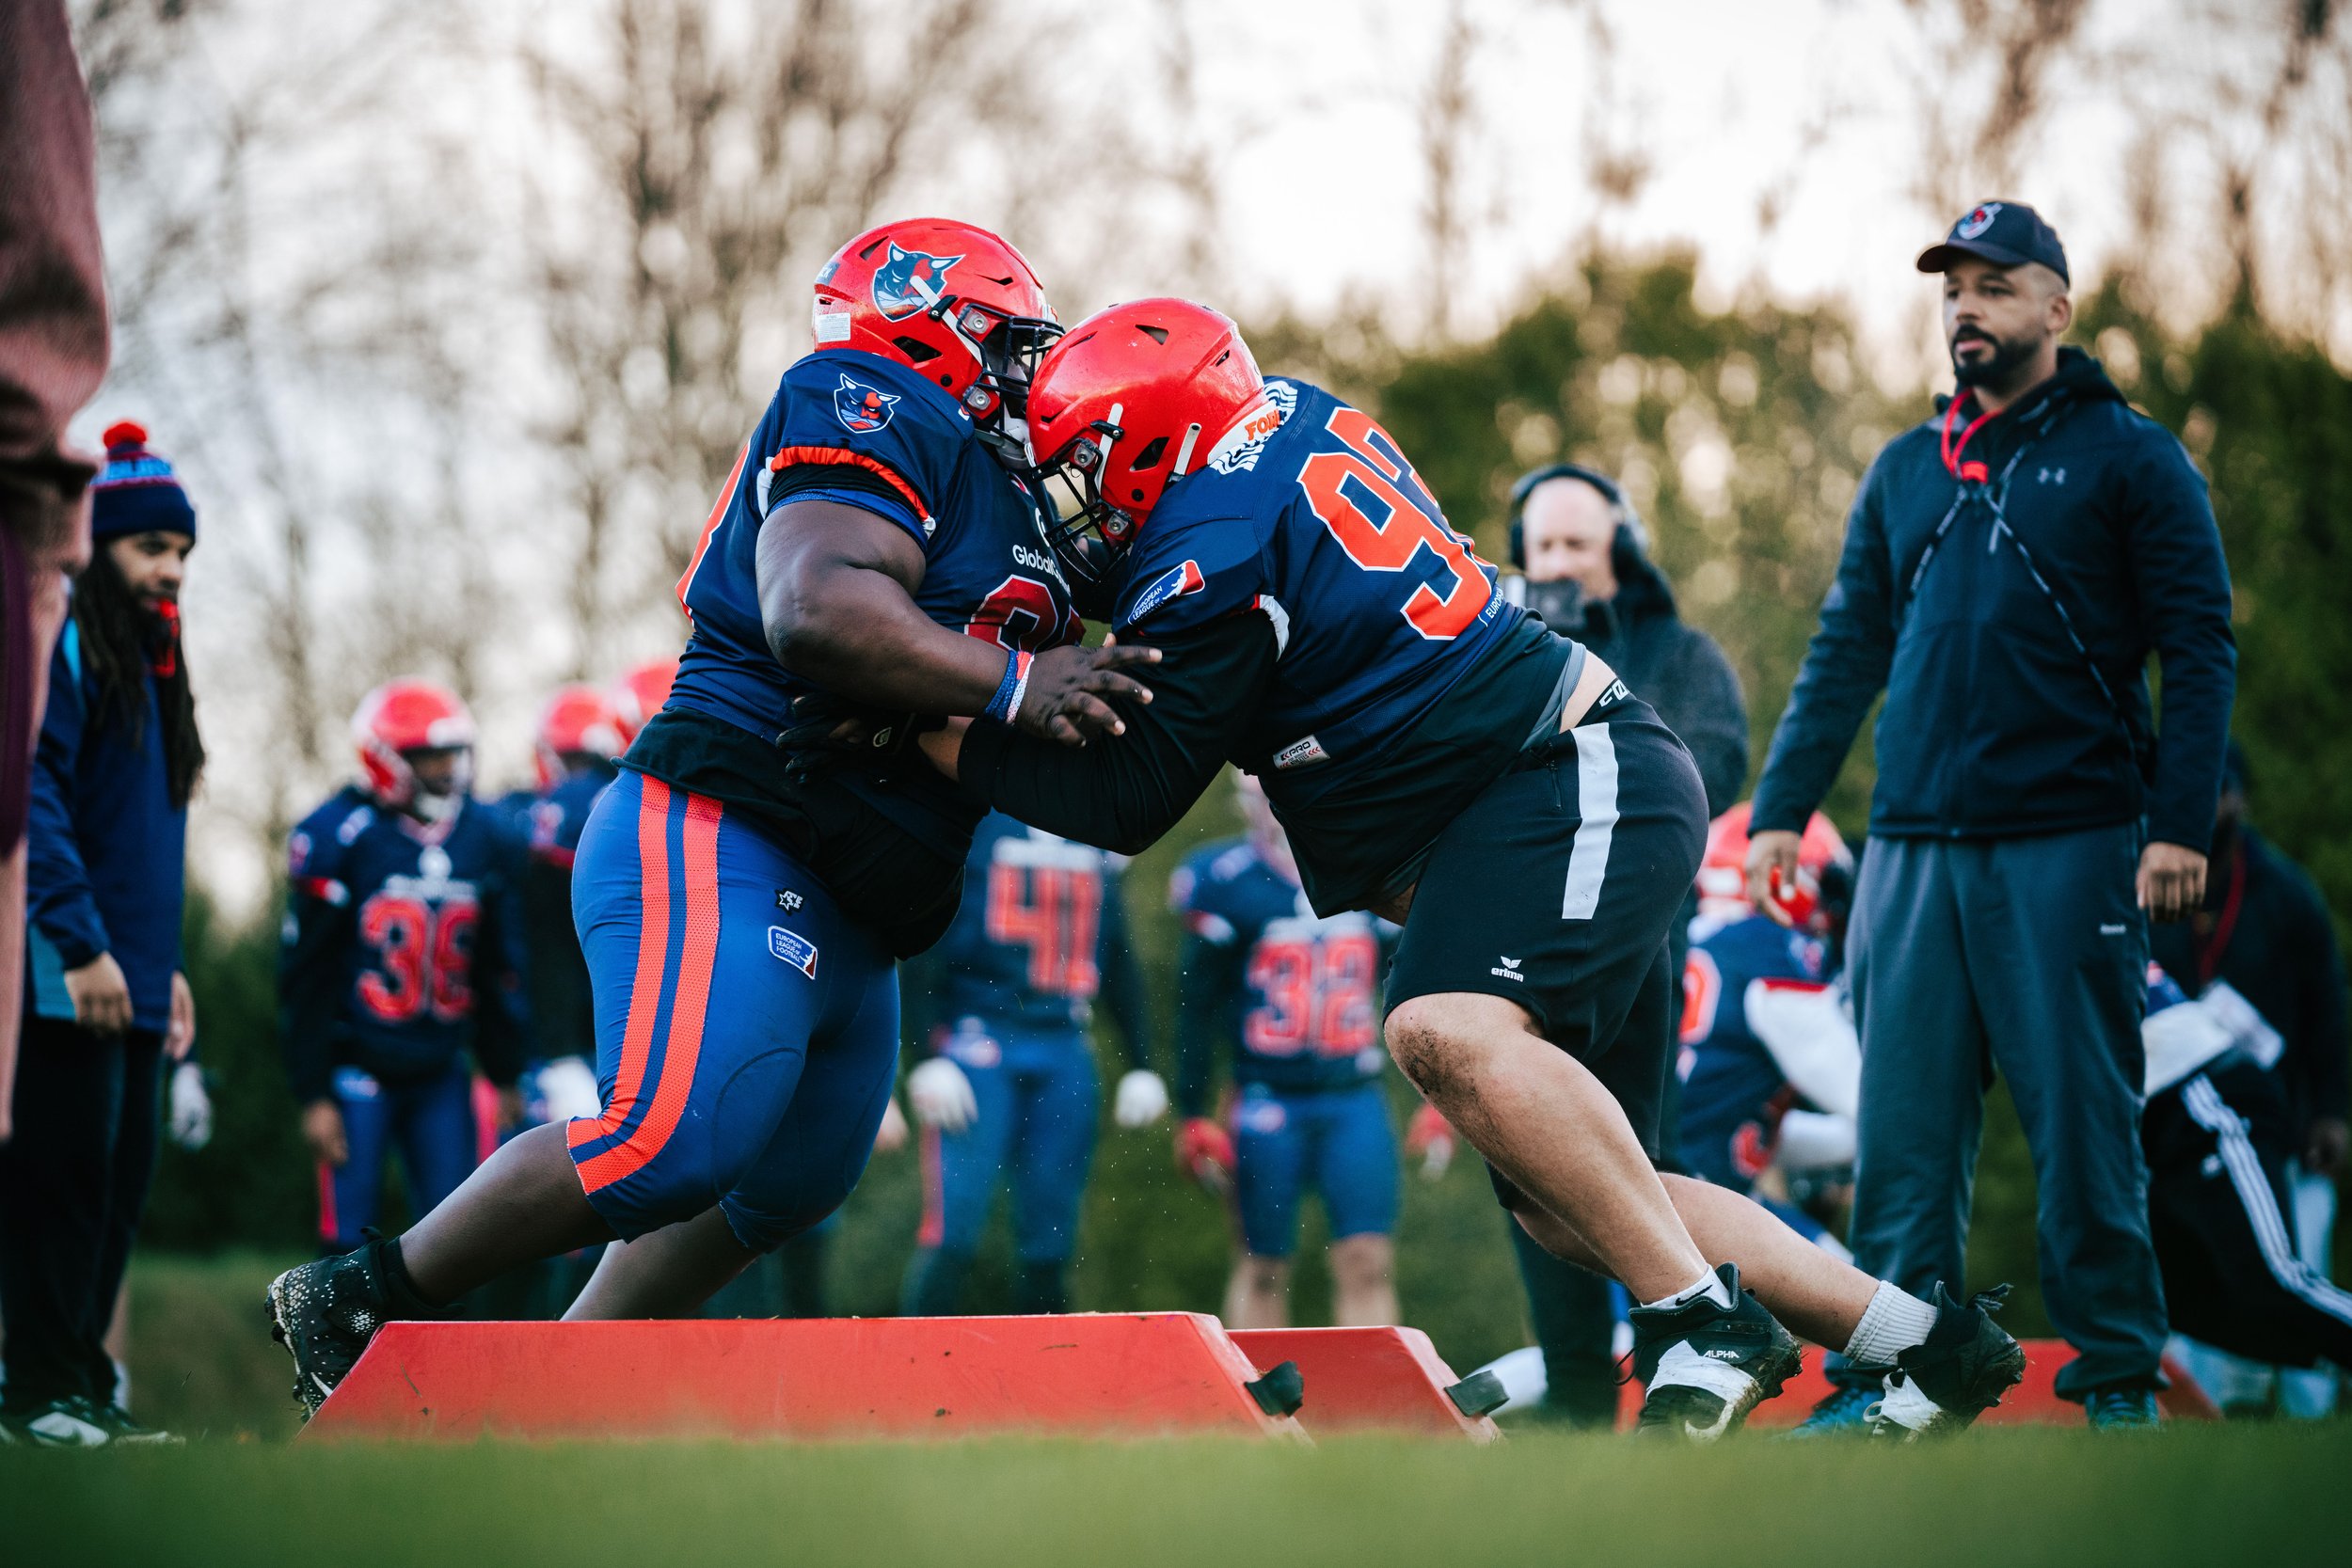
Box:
[1629,1263,1803,1441]
[2084,1387,2162,1429]
[0,1397,114,1448]
[1786,1382,1881,1437]
[267,1242,399,1418]
[1868,1284,2027,1439]
[91,1402,182,1445]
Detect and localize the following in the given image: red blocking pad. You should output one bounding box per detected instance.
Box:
[1230,1326,1502,1441]
[305,1314,1310,1443]
[1612,1338,2220,1429]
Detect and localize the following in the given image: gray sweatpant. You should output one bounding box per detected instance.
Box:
[1837,822,2169,1398]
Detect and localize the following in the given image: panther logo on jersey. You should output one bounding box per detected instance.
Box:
[834,373,901,434]
[871,244,962,321]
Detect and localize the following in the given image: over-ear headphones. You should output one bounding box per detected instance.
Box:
[1505,461,1647,569]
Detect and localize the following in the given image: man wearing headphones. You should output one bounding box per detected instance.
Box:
[1499,463,1750,1424]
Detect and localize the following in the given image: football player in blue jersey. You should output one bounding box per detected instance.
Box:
[922,299,2025,1437]
[898,810,1164,1316]
[267,219,1158,1415]
[1676,806,1860,1250]
[1170,772,1400,1330]
[278,679,532,1256]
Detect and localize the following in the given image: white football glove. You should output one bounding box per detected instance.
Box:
[1112,1069,1170,1128]
[167,1061,214,1151]
[908,1056,978,1132]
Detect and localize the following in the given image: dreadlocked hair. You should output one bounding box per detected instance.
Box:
[70,546,205,809]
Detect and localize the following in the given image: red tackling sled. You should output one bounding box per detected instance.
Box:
[305,1313,1310,1443]
[1231,1326,1503,1441]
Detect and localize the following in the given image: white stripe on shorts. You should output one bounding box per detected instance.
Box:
[1562,722,1619,920]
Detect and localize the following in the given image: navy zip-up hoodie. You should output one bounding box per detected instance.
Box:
[26,621,188,1033]
[1753,347,2235,850]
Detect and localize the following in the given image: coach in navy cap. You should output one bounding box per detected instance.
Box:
[1748,200,2237,1428]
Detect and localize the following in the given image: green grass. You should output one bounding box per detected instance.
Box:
[2,1424,2344,1567]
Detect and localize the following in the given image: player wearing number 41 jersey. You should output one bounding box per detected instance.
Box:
[926,299,2025,1439]
[267,219,1158,1418]
[279,680,530,1254]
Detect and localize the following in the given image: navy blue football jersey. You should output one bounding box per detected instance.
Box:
[1675,912,1834,1187]
[1111,379,1526,797]
[669,348,1079,858]
[914,811,1146,1043]
[278,786,532,1101]
[1172,835,1390,1105]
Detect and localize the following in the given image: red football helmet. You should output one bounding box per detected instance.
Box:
[1024,299,1266,588]
[612,657,677,745]
[533,683,628,791]
[812,217,1059,450]
[352,678,475,818]
[1696,802,1852,929]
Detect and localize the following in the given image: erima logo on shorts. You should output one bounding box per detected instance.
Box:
[1490,956,1525,982]
[768,925,819,977]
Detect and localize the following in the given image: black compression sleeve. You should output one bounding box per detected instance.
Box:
[958,612,1278,856]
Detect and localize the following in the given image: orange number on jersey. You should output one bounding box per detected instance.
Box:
[1295,407,1490,640]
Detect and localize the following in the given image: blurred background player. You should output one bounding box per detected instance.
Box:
[1170,773,1399,1331]
[1677,805,1858,1253]
[278,679,531,1261]
[898,809,1163,1316]
[1,422,200,1446]
[1496,460,1751,1424]
[2150,743,2348,1416]
[2138,963,2352,1408]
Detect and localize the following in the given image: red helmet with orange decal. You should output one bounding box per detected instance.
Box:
[1696,802,1853,931]
[353,678,475,821]
[812,218,1059,459]
[533,683,628,792]
[1023,298,1266,590]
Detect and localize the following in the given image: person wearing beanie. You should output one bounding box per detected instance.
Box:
[0,420,201,1446]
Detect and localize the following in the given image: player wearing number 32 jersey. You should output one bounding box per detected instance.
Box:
[269,219,1159,1417]
[926,299,2026,1439]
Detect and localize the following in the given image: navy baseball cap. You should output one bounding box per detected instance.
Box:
[1916,200,2069,286]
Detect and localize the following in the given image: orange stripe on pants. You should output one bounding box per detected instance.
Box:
[569,776,675,1171]
[574,787,724,1193]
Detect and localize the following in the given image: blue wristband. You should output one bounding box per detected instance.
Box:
[982,649,1032,723]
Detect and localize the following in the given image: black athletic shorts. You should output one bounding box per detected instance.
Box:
[1381,687,1708,1209]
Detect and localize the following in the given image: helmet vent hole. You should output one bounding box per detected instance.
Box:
[1130,488,1146,501]
[1136,324,1169,345]
[857,236,889,260]
[1213,350,1231,366]
[893,336,942,364]
[1132,436,1168,470]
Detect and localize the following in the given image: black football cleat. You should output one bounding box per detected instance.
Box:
[266,1242,401,1418]
[1867,1283,2026,1439]
[1629,1263,1804,1441]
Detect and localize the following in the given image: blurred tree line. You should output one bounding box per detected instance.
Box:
[147,248,2352,1366]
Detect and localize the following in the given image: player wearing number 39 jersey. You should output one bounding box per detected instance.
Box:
[927,299,2025,1439]
[279,679,531,1253]
[268,219,1160,1418]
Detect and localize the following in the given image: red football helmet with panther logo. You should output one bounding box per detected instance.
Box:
[1023,298,1265,588]
[812,218,1059,444]
[1696,802,1852,930]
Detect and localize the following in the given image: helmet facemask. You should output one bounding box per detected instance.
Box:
[1033,412,1145,594]
[925,291,1062,467]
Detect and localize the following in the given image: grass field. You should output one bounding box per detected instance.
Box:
[40,1248,2339,1567]
[3,1423,2344,1567]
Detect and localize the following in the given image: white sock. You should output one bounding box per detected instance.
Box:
[1642,1268,1733,1313]
[1842,1281,1939,1368]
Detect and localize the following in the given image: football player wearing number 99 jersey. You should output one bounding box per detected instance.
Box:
[278,680,531,1255]
[924,299,2026,1439]
[267,220,1160,1418]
